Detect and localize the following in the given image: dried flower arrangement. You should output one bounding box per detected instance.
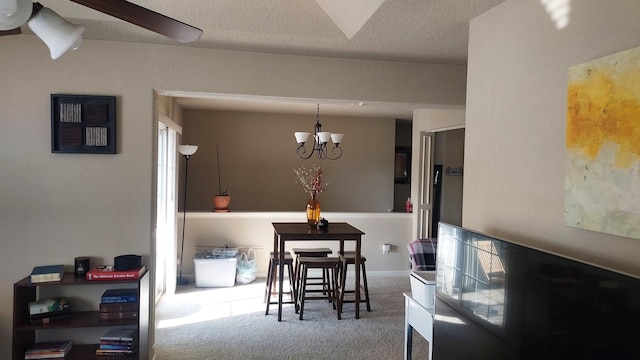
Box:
[294,164,326,197]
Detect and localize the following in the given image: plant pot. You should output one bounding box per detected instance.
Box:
[213,195,231,212]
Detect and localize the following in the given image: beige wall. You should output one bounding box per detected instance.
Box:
[465,0,640,276]
[182,110,396,212]
[0,36,465,358]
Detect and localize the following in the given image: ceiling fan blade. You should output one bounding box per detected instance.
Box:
[69,0,202,43]
[0,28,22,36]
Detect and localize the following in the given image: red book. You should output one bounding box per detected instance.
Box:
[86,266,146,281]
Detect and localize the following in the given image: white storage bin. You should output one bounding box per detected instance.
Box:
[193,253,237,287]
[410,271,436,309]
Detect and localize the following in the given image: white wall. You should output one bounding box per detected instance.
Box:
[464,0,640,276]
[181,212,413,279]
[0,36,466,359]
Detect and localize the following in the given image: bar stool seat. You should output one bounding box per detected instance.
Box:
[265,251,295,315]
[297,256,342,320]
[339,251,371,312]
[292,248,333,301]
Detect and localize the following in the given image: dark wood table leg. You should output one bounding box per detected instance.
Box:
[355,237,361,319]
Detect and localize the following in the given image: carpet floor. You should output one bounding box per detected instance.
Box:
[154,275,429,359]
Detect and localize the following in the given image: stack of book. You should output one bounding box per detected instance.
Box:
[28,297,70,324]
[96,328,137,356]
[99,288,139,321]
[24,340,72,359]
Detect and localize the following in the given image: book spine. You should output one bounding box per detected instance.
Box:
[100,336,135,342]
[100,311,138,320]
[100,296,138,303]
[95,348,136,355]
[99,344,136,350]
[99,303,139,312]
[87,272,142,280]
[100,340,134,346]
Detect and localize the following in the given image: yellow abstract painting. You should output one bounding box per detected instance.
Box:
[565,46,640,239]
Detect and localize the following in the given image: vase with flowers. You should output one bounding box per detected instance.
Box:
[294,165,326,227]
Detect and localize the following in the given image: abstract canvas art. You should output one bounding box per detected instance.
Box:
[565,46,640,239]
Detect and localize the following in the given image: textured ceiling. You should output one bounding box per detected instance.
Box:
[38,0,505,64]
[32,0,505,117]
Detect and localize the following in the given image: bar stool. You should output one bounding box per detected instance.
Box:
[265,251,295,315]
[338,251,371,312]
[297,256,342,320]
[292,248,333,298]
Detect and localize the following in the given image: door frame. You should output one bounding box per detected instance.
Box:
[411,108,465,240]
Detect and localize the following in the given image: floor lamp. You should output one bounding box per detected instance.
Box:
[177,144,198,286]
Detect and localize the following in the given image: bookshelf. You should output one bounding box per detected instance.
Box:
[12,271,149,360]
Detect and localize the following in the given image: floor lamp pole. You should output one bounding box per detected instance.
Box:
[177,144,198,286]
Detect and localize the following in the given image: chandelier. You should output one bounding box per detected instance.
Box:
[294,104,344,160]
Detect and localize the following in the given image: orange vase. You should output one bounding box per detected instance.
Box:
[306,194,321,227]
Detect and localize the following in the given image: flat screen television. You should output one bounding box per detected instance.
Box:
[434,223,640,360]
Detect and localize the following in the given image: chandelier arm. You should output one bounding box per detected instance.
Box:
[296,143,315,159]
[324,145,343,160]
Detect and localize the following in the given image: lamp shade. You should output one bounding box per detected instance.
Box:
[330,133,344,144]
[317,132,331,143]
[0,0,31,31]
[294,132,310,144]
[178,144,198,156]
[27,7,85,59]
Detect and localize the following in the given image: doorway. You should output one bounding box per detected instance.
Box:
[412,108,465,240]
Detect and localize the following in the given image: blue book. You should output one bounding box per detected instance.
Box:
[100,328,137,341]
[30,265,64,283]
[101,288,138,303]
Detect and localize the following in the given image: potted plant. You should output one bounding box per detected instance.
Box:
[213,144,231,212]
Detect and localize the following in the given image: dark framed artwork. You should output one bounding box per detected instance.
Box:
[394,146,411,183]
[51,94,116,154]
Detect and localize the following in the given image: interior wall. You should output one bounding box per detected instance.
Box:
[440,129,464,226]
[0,35,466,359]
[465,0,640,276]
[182,110,396,212]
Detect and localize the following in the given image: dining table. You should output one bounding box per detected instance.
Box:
[271,222,365,321]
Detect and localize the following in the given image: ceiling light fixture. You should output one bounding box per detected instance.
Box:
[0,0,85,59]
[294,104,344,160]
[27,3,85,59]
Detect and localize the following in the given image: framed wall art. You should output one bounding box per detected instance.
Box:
[51,94,116,154]
[395,146,411,183]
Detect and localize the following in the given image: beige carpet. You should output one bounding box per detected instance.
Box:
[154,275,428,360]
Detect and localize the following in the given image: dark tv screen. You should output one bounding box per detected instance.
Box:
[434,223,640,360]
